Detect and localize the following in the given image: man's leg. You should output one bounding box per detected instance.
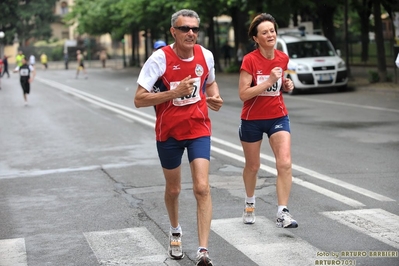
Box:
[190,158,212,248]
[162,166,182,228]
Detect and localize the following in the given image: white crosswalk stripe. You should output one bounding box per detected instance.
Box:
[2,209,399,265]
[0,238,27,266]
[83,227,180,266]
[322,208,399,249]
[211,216,322,266]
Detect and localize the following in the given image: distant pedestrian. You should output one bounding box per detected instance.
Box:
[64,52,69,70]
[1,55,9,78]
[75,50,88,79]
[13,57,36,106]
[221,41,232,67]
[237,43,244,67]
[153,40,166,52]
[40,53,48,69]
[29,54,36,66]
[16,51,25,67]
[0,58,3,90]
[395,53,399,68]
[99,50,107,68]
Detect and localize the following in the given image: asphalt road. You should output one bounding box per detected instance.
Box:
[0,67,398,266]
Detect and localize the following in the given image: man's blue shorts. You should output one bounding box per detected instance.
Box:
[239,115,290,142]
[156,136,211,169]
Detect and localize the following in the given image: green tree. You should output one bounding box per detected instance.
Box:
[0,0,58,46]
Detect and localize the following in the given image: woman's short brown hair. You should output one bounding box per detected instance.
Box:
[248,13,278,46]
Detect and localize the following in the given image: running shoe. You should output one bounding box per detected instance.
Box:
[276,208,298,228]
[196,248,213,266]
[242,202,256,224]
[168,232,184,259]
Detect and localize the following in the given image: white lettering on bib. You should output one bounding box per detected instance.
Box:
[171,77,201,106]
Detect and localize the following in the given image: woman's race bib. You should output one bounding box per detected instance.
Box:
[257,74,282,97]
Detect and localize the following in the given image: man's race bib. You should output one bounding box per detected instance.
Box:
[171,77,201,106]
[257,75,282,97]
[20,69,29,76]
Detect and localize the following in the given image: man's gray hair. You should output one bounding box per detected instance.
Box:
[171,9,200,27]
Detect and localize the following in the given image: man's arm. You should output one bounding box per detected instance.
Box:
[205,81,223,111]
[134,76,197,108]
[29,66,36,83]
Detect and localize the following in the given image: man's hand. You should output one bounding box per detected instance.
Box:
[173,75,197,98]
[206,95,223,111]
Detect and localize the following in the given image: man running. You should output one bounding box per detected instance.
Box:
[134,9,223,266]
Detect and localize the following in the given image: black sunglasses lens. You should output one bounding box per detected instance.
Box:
[177,26,199,33]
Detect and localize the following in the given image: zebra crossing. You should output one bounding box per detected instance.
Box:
[1,208,398,266]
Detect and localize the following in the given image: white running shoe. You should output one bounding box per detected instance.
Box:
[168,232,184,259]
[276,208,298,228]
[196,248,213,266]
[243,202,256,224]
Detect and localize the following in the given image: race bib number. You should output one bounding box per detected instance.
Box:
[257,75,282,97]
[20,69,29,76]
[171,77,201,106]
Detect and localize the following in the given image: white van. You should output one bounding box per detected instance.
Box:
[276,31,348,94]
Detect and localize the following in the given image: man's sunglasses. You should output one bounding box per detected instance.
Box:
[174,26,200,33]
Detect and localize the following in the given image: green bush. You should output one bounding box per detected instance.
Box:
[368,70,379,83]
[50,46,64,61]
[225,64,240,73]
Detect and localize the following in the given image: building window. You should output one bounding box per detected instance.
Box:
[61,1,68,15]
[62,31,69,39]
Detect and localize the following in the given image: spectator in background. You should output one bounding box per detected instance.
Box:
[0,57,3,90]
[237,43,244,67]
[153,40,166,52]
[1,55,9,78]
[16,51,25,67]
[75,50,88,79]
[221,41,232,67]
[40,53,48,69]
[29,54,35,66]
[64,52,69,70]
[99,50,107,68]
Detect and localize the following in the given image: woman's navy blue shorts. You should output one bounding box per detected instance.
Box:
[239,115,290,142]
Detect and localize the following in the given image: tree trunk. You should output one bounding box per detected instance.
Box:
[355,0,372,63]
[231,7,250,63]
[373,0,387,81]
[316,3,337,48]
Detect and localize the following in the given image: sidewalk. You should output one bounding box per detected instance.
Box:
[347,65,399,97]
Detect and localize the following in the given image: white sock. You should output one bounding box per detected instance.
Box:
[277,205,287,214]
[170,224,182,234]
[245,196,255,204]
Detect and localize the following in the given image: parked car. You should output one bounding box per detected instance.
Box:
[276,31,348,94]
